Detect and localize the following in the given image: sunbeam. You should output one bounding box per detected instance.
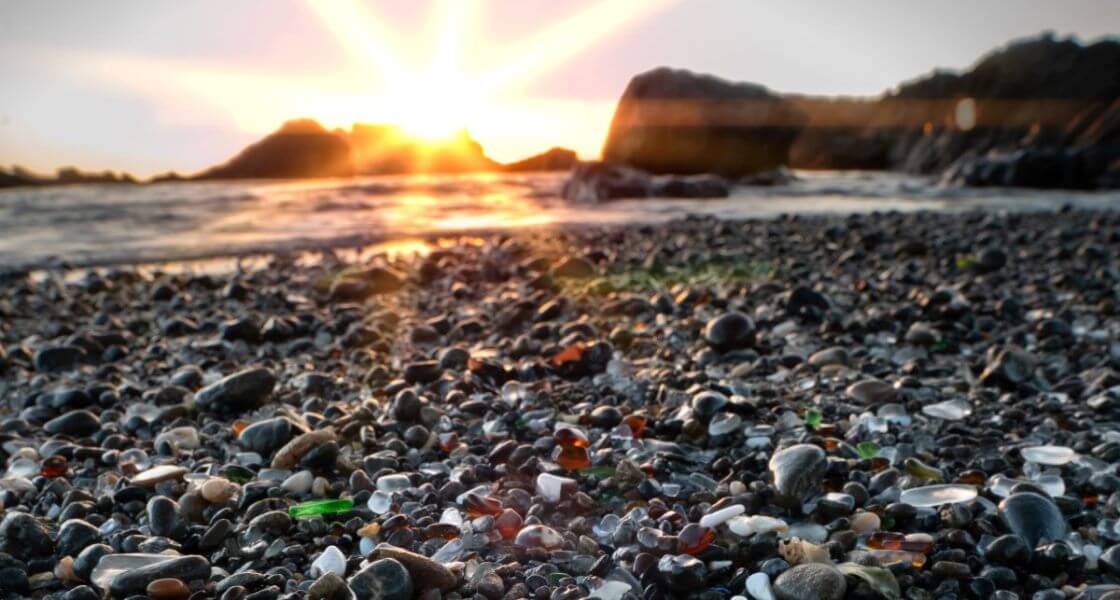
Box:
[475,0,677,96]
[305,0,408,85]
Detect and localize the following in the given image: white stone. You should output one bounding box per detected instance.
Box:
[376,473,411,492]
[785,522,829,543]
[728,515,788,537]
[536,473,576,503]
[746,572,775,600]
[367,491,393,514]
[311,545,347,577]
[708,413,743,436]
[155,426,200,450]
[312,476,330,497]
[440,507,463,527]
[699,504,745,529]
[281,470,313,494]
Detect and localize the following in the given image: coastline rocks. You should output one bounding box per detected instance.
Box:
[560,162,731,203]
[943,148,1096,189]
[503,146,578,172]
[194,367,276,414]
[602,67,807,176]
[347,558,413,600]
[772,563,846,600]
[789,35,1120,189]
[770,444,827,507]
[197,119,353,179]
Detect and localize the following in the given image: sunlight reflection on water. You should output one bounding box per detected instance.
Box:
[1,170,1117,270]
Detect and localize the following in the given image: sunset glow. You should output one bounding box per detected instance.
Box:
[305,0,675,143]
[5,1,1117,175]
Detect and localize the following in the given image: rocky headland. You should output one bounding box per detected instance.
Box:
[568,33,1120,201]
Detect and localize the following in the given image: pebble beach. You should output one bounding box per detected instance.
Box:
[2,207,1119,600]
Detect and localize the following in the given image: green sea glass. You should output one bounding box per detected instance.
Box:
[857,442,879,459]
[288,498,354,519]
[805,409,822,429]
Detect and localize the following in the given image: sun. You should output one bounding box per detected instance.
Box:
[385,74,480,142]
[306,0,677,143]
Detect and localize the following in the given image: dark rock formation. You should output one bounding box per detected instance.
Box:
[193,121,571,180]
[503,147,579,172]
[561,161,730,203]
[348,125,497,174]
[601,67,808,177]
[0,166,137,189]
[196,119,354,180]
[789,34,1120,188]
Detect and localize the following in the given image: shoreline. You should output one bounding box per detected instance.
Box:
[5,196,1118,276]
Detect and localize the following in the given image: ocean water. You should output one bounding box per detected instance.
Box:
[1,170,1117,270]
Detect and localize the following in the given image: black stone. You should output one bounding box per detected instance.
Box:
[195,367,276,414]
[0,512,54,560]
[44,410,101,437]
[347,557,413,600]
[108,555,211,597]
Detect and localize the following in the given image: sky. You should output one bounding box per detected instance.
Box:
[1,0,1117,177]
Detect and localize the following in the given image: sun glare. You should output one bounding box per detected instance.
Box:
[384,74,480,141]
[305,0,676,147]
[57,0,678,163]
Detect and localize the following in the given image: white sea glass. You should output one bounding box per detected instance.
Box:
[899,484,978,507]
[1020,445,1075,466]
[921,399,971,420]
[700,505,745,528]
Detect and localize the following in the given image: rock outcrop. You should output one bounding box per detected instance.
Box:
[601,67,809,177]
[197,119,354,180]
[789,34,1120,188]
[194,121,575,180]
[561,161,732,203]
[0,166,137,189]
[348,125,497,174]
[595,34,1120,191]
[503,147,579,172]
